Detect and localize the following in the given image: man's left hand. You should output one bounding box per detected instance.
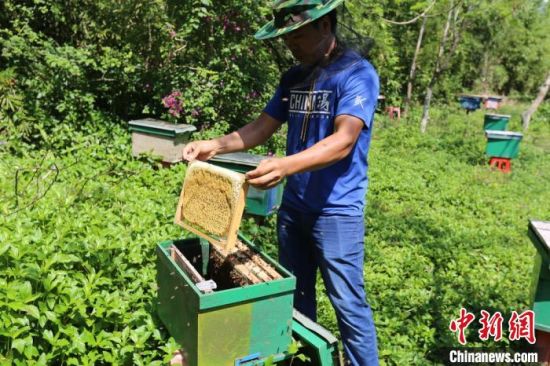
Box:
[245,158,289,189]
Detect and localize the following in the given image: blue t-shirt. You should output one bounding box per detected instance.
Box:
[264,49,379,216]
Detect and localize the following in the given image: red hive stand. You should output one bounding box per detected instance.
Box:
[536,330,550,363]
[385,106,401,120]
[489,157,511,173]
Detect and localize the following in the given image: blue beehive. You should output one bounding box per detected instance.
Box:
[458,95,482,112]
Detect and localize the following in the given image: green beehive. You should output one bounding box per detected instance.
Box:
[156,163,295,366]
[485,130,523,158]
[210,152,284,217]
[156,237,295,366]
[483,114,510,131]
[529,220,550,333]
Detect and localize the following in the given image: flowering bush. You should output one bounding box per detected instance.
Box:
[0,0,280,146]
[162,91,184,118]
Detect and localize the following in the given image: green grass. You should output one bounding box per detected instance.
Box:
[1,104,549,365]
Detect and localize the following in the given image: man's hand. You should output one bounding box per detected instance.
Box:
[182,140,220,162]
[245,157,289,189]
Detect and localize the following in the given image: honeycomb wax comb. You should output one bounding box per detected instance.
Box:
[175,161,248,251]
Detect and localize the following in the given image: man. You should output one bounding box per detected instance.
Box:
[183,1,379,364]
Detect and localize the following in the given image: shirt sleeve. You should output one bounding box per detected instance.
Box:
[263,85,288,123]
[336,64,380,128]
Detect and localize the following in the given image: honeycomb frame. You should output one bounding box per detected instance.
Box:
[175,161,248,251]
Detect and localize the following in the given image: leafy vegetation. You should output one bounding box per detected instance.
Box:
[0,0,279,148]
[1,104,549,364]
[1,0,549,364]
[1,0,549,146]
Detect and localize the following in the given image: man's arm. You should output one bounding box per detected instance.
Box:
[245,114,364,189]
[182,112,282,161]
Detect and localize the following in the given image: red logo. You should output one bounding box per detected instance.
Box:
[449,309,536,345]
[478,310,504,341]
[449,308,476,345]
[508,310,536,344]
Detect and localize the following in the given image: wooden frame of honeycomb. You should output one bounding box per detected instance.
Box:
[175,161,248,251]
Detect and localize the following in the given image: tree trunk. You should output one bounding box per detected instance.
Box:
[403,14,428,115]
[421,1,454,133]
[481,51,490,94]
[522,72,550,130]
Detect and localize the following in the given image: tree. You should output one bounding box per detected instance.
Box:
[420,0,465,133]
[522,72,550,130]
[403,14,428,115]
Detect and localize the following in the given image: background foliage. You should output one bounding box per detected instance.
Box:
[1,0,549,146]
[1,105,549,365]
[1,0,550,364]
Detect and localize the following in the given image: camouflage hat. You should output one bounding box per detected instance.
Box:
[254,0,344,40]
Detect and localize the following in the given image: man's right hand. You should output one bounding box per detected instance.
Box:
[182,140,220,162]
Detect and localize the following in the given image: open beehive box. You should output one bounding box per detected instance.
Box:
[156,161,296,366]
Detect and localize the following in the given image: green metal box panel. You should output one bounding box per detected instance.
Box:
[156,235,296,366]
[483,114,510,131]
[485,130,523,159]
[290,311,339,366]
[533,275,550,333]
[528,220,550,333]
[210,153,284,217]
[246,185,284,217]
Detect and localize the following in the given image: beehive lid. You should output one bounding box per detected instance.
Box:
[129,118,196,137]
[530,220,550,254]
[175,161,248,251]
[485,130,523,140]
[210,152,265,168]
[485,113,511,119]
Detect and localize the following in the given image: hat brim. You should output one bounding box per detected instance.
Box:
[254,0,344,40]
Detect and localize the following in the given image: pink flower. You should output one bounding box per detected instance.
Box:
[162,90,184,118]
